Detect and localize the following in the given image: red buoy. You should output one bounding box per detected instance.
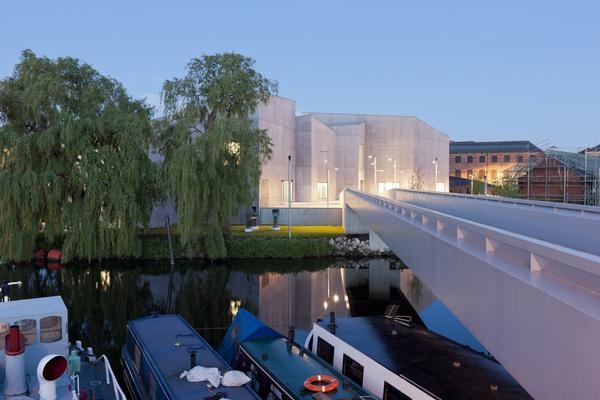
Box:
[47,249,62,262]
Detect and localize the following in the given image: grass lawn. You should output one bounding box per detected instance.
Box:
[229,225,344,237]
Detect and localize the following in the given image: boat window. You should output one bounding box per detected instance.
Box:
[40,316,62,343]
[16,319,36,345]
[307,335,313,351]
[317,337,335,365]
[342,354,364,386]
[0,322,9,349]
[383,381,412,400]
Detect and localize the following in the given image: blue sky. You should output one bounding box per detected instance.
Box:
[1,0,599,148]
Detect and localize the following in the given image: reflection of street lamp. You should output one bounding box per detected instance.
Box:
[333,294,339,303]
[432,158,438,191]
[323,301,328,310]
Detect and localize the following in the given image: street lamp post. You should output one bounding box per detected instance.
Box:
[469,174,474,194]
[288,155,292,240]
[433,157,438,192]
[320,151,330,207]
[368,155,384,193]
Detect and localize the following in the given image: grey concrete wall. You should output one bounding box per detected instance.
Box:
[254,95,296,207]
[259,207,341,226]
[330,122,366,198]
[294,115,337,202]
[307,113,449,193]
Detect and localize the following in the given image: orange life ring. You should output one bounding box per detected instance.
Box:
[303,374,339,393]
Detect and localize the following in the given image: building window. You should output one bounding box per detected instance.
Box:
[504,154,511,162]
[342,354,364,386]
[455,169,461,177]
[317,337,335,365]
[517,155,524,163]
[491,155,498,163]
[478,170,485,180]
[454,155,461,163]
[383,381,411,400]
[17,319,36,345]
[281,180,293,204]
[40,316,62,343]
[317,183,328,200]
[467,169,473,177]
[479,155,486,163]
[467,156,473,163]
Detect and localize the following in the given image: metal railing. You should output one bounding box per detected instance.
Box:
[346,189,600,297]
[388,188,600,218]
[94,354,127,399]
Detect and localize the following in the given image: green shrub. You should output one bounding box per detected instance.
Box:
[225,237,335,259]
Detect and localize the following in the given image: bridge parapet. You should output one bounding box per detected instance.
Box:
[343,188,600,400]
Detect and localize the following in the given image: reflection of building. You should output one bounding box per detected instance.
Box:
[399,269,435,313]
[449,141,543,185]
[255,96,449,207]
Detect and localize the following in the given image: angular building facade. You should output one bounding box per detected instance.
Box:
[254,95,449,207]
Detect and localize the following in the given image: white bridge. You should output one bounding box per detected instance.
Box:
[343,188,600,400]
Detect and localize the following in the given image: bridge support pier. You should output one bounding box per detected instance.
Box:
[369,229,389,252]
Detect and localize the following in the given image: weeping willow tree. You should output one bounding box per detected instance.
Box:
[157,53,277,258]
[0,50,157,261]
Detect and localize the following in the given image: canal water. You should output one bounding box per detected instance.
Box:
[0,257,485,374]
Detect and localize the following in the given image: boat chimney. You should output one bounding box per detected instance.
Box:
[328,312,336,333]
[287,326,295,345]
[4,325,26,396]
[189,350,197,370]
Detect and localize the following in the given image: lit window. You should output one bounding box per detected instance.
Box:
[281,180,293,204]
[16,319,36,345]
[317,183,328,200]
[40,316,62,343]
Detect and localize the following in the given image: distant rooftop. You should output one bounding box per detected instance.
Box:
[579,144,600,154]
[450,141,542,154]
[545,150,600,178]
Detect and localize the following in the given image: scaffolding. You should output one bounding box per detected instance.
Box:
[505,147,600,206]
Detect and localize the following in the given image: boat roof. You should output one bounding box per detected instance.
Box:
[128,314,260,400]
[316,316,532,400]
[0,296,66,320]
[241,337,374,400]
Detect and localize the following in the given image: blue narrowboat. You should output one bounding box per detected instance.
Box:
[122,314,261,400]
[219,309,376,400]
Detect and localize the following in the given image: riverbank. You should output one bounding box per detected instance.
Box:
[140,225,395,260]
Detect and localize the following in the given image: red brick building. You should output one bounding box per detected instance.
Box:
[450,141,543,185]
[518,150,600,205]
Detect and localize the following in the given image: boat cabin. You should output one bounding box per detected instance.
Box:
[0,296,67,376]
[123,314,261,400]
[306,315,533,400]
[220,309,376,400]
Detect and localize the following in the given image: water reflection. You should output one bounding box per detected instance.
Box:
[0,257,485,372]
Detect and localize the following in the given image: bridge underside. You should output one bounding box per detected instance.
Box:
[343,189,600,400]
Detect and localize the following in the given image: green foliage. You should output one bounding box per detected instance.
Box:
[157,53,277,259]
[495,174,521,198]
[225,237,335,259]
[0,50,157,261]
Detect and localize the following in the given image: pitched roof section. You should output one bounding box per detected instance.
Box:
[450,141,542,154]
[545,150,600,178]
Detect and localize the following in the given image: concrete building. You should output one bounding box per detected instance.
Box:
[255,96,449,208]
[449,140,543,185]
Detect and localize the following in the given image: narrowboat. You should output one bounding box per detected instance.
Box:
[122,314,261,400]
[305,311,533,400]
[219,309,377,400]
[0,288,125,399]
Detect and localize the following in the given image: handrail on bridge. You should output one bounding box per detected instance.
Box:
[344,189,600,299]
[388,188,600,218]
